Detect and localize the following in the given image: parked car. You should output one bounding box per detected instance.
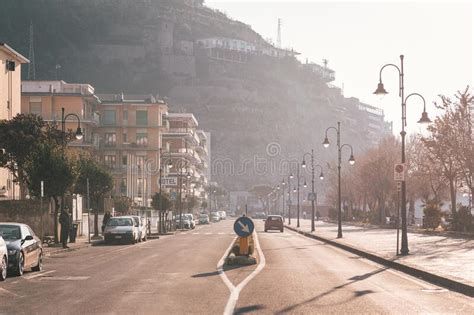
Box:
[264,215,284,232]
[184,214,196,229]
[175,215,191,229]
[104,217,140,244]
[132,216,148,242]
[0,223,43,276]
[253,212,267,219]
[0,235,7,281]
[210,212,221,222]
[199,214,210,225]
[218,211,227,220]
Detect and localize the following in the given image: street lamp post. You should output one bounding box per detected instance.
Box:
[374,55,431,255]
[323,122,355,238]
[281,178,286,222]
[282,174,293,224]
[302,150,325,232]
[59,107,83,242]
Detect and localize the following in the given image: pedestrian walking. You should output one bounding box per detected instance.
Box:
[102,211,112,234]
[59,208,71,249]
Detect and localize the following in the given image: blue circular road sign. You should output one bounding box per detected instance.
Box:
[234,217,255,237]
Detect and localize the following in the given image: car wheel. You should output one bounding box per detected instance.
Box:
[138,234,142,243]
[280,229,284,233]
[264,229,268,232]
[15,252,25,276]
[143,235,147,242]
[32,251,43,272]
[0,255,7,281]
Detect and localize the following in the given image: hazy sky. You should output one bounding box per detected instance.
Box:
[206,0,473,134]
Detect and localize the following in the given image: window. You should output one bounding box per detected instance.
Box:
[136,110,148,126]
[123,133,128,143]
[103,110,116,125]
[104,133,116,146]
[136,133,148,147]
[122,155,128,166]
[123,110,128,121]
[104,155,116,169]
[120,178,127,195]
[29,102,42,116]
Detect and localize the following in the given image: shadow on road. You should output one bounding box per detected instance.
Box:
[274,267,386,314]
[234,304,265,314]
[191,264,248,278]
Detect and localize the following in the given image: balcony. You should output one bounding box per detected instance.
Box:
[163,128,200,145]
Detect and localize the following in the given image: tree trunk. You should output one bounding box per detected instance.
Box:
[94,210,99,237]
[449,179,457,218]
[53,196,59,243]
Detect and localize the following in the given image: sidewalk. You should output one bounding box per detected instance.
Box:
[42,235,100,257]
[287,219,474,287]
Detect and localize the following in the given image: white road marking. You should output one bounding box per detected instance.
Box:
[0,287,21,297]
[192,232,200,235]
[23,270,56,280]
[205,232,212,235]
[218,231,266,315]
[218,232,225,235]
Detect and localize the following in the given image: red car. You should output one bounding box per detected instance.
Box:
[264,215,284,232]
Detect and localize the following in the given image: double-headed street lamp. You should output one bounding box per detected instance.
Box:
[281,173,293,224]
[374,55,431,255]
[323,122,355,238]
[302,149,325,232]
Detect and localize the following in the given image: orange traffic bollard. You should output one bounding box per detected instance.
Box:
[239,236,249,255]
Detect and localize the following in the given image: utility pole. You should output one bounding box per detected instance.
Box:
[87,178,90,244]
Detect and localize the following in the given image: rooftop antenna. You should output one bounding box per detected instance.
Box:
[277,18,282,48]
[28,21,36,80]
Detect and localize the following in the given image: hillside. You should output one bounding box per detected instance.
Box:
[0,0,388,190]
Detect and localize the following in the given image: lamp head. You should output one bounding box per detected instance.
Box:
[319,172,324,180]
[323,137,330,148]
[293,187,296,193]
[186,172,191,179]
[290,173,294,179]
[277,185,280,190]
[75,127,83,140]
[349,154,356,165]
[282,178,286,185]
[301,160,306,168]
[417,111,432,124]
[373,82,388,96]
[303,181,307,188]
[167,160,173,168]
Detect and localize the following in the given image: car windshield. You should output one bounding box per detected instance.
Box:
[107,218,132,226]
[199,214,208,218]
[0,225,21,240]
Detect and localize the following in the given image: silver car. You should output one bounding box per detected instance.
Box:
[0,235,7,281]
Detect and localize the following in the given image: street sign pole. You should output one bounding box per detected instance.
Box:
[396,182,401,255]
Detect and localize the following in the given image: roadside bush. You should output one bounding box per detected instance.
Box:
[423,200,442,229]
[455,206,473,232]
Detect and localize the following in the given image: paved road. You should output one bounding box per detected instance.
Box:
[0,221,236,314]
[0,219,472,314]
[235,224,473,314]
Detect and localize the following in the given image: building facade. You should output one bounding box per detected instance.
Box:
[96,94,169,207]
[0,43,29,200]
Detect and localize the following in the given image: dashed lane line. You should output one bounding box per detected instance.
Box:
[23,270,56,280]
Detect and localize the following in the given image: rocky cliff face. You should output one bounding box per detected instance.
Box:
[0,0,381,190]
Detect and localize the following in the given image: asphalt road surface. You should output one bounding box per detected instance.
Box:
[0,220,472,314]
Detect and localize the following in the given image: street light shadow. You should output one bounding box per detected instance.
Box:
[234,304,265,314]
[275,267,386,314]
[191,271,220,278]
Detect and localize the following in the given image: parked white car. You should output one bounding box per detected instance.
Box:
[0,235,7,281]
[184,214,196,229]
[132,216,148,242]
[218,211,227,220]
[104,217,140,245]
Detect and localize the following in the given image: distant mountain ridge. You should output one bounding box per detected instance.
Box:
[0,0,391,190]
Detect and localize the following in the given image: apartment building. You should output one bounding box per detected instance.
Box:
[96,94,169,207]
[21,80,101,151]
[0,43,29,199]
[162,113,209,205]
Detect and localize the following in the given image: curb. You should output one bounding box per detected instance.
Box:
[44,243,91,257]
[285,225,474,298]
